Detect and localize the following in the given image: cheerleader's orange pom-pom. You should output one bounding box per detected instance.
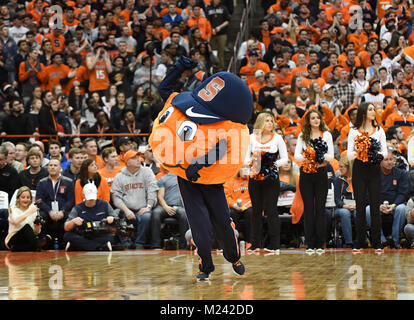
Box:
[355,132,371,163]
[302,146,318,173]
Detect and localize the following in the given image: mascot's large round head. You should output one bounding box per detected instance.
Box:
[149,72,253,184]
[171,71,253,124]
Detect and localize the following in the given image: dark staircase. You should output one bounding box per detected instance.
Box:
[224,0,265,73]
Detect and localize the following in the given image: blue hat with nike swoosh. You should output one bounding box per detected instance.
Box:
[172,72,253,124]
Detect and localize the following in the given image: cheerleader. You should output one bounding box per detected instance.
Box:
[245,112,289,253]
[347,102,387,252]
[294,109,334,254]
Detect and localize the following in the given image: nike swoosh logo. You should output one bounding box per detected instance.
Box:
[186,107,220,119]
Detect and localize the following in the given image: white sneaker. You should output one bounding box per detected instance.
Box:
[263,248,280,255]
[107,241,112,252]
[65,242,70,252]
[305,248,315,255]
[375,248,384,254]
[316,248,325,254]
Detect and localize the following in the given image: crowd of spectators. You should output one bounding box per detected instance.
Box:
[0,0,236,251]
[5,0,414,251]
[231,0,414,250]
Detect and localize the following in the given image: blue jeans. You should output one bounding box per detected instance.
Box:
[366,204,406,244]
[334,208,356,244]
[126,210,152,246]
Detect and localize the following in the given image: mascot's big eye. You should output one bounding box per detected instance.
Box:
[159,107,175,124]
[177,120,197,141]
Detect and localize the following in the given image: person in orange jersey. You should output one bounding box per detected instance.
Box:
[224,165,252,243]
[74,158,111,205]
[86,43,113,94]
[44,28,66,53]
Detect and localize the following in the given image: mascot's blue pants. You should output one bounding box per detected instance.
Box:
[177,176,240,274]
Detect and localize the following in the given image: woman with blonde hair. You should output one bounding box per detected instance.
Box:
[5,186,51,251]
[333,156,355,248]
[245,111,289,253]
[279,157,297,186]
[294,109,334,254]
[278,103,300,137]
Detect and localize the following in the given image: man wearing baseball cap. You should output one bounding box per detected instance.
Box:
[64,182,118,251]
[248,69,266,108]
[239,49,270,86]
[111,150,159,249]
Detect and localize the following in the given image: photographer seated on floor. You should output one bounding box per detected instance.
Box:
[64,183,118,251]
[5,186,52,251]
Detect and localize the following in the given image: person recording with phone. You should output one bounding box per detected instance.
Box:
[5,187,52,251]
[86,42,113,96]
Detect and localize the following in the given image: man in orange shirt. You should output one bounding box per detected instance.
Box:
[301,63,326,89]
[44,28,66,53]
[60,54,88,96]
[19,48,45,101]
[384,98,414,140]
[358,38,380,68]
[321,53,339,82]
[339,48,361,73]
[238,50,270,86]
[63,6,80,35]
[99,146,122,189]
[38,52,69,92]
[83,137,105,169]
[275,62,292,92]
[187,4,212,41]
[117,136,133,168]
[291,53,309,79]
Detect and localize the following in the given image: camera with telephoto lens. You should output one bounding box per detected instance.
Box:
[33,199,45,225]
[82,217,135,237]
[163,237,179,250]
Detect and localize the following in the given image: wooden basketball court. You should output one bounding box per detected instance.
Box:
[0,248,413,301]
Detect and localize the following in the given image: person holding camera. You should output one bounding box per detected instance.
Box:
[5,186,51,251]
[64,183,117,251]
